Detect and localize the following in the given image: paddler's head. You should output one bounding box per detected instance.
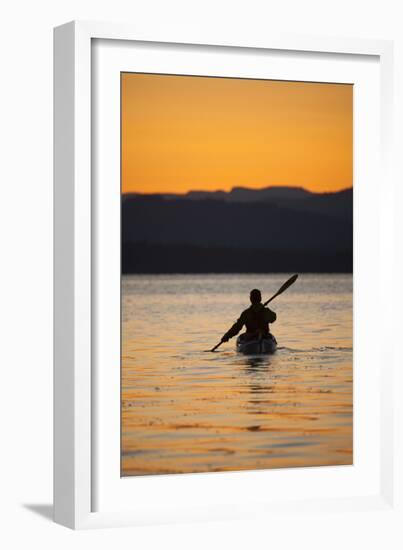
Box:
[250,289,262,305]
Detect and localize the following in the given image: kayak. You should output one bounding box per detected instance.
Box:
[236,334,277,355]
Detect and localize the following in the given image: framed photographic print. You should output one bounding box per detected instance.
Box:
[54,21,397,529]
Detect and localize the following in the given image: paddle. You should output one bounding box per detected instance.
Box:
[263,273,298,306]
[206,274,299,352]
[209,341,224,353]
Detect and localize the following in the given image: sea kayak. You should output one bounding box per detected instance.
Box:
[236,333,277,355]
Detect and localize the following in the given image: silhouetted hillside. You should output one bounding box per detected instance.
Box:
[181,186,312,202]
[122,187,353,273]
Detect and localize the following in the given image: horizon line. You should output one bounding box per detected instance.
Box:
[121,185,353,196]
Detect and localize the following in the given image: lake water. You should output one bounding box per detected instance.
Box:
[121,273,353,476]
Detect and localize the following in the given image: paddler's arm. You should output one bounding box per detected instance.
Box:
[265,307,277,323]
[221,313,245,342]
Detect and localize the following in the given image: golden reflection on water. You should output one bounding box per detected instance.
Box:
[121,274,352,476]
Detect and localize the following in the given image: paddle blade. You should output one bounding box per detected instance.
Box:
[206,341,223,352]
[277,273,298,294]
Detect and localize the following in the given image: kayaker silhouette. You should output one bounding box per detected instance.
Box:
[221,289,277,345]
[208,275,297,353]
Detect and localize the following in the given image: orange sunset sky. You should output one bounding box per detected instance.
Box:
[121,73,352,195]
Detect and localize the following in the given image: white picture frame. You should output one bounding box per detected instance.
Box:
[54,20,398,530]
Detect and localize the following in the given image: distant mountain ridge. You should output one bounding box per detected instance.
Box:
[125,185,351,203]
[122,186,353,273]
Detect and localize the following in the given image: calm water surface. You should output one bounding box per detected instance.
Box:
[121,273,352,476]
